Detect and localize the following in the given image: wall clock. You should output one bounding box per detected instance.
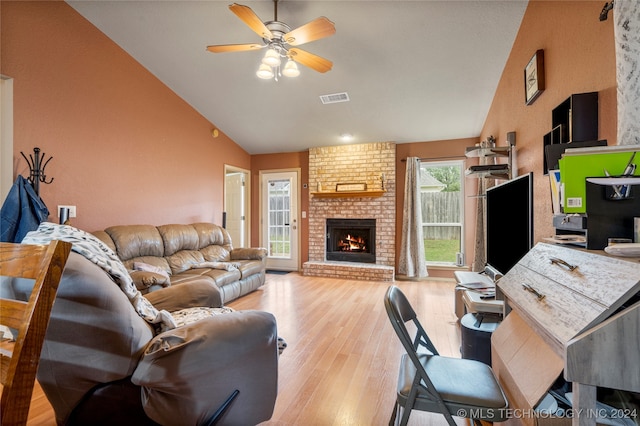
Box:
[525,49,545,105]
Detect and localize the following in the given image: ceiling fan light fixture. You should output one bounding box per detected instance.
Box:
[262,48,281,67]
[256,63,274,79]
[207,2,336,79]
[282,59,300,77]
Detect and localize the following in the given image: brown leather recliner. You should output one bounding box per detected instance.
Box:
[11,249,278,425]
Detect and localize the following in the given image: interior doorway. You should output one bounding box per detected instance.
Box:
[260,169,300,271]
[224,165,250,248]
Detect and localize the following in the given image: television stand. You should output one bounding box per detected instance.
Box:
[454,270,504,319]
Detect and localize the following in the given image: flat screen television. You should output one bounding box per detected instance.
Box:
[485,172,534,278]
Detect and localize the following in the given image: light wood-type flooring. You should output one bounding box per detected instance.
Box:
[11,272,473,425]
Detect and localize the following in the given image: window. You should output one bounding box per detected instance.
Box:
[419,160,465,265]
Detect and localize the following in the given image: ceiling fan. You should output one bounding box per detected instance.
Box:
[206,1,336,79]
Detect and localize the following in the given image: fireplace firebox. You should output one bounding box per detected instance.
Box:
[326,218,376,263]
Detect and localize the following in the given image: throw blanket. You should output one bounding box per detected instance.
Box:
[191,261,240,271]
[22,222,177,333]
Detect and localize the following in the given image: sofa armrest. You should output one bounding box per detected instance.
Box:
[144,280,223,311]
[131,310,278,426]
[230,247,267,261]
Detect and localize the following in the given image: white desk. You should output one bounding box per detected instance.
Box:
[454,271,504,318]
[493,243,640,426]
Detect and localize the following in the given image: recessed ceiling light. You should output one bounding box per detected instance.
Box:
[340,133,354,142]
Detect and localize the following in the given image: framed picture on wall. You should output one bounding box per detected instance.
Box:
[524,49,545,105]
[335,182,367,192]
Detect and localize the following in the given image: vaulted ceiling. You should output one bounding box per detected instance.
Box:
[67,1,528,154]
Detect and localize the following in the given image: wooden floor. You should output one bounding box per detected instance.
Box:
[18,272,471,425]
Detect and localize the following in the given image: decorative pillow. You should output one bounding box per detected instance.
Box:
[130,270,170,290]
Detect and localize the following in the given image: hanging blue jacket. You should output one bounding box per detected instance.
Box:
[0,175,50,243]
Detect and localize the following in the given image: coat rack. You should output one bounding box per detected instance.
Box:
[20,147,54,196]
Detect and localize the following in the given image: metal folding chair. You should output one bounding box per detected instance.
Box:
[384,285,509,426]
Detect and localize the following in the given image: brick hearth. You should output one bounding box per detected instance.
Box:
[303,261,395,281]
[303,142,396,281]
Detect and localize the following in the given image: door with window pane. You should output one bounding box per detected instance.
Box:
[260,170,299,271]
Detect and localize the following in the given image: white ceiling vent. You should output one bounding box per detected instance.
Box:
[320,92,350,104]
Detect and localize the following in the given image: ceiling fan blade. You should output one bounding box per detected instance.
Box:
[206,43,264,53]
[283,17,336,46]
[229,3,273,40]
[288,48,333,73]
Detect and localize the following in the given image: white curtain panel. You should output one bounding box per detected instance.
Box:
[614,0,640,145]
[472,177,487,273]
[398,157,428,278]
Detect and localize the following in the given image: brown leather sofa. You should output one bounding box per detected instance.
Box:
[92,223,267,307]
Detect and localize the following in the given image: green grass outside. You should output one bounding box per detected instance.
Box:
[424,238,460,263]
[269,237,291,257]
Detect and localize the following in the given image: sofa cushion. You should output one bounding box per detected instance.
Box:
[158,224,199,256]
[133,261,171,280]
[105,225,164,261]
[133,262,169,279]
[144,278,223,311]
[191,223,232,250]
[238,260,265,279]
[92,230,117,253]
[231,247,267,261]
[199,244,231,262]
[205,268,242,287]
[166,250,205,274]
[180,267,239,287]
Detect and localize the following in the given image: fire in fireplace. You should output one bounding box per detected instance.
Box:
[326,218,376,263]
[338,234,367,252]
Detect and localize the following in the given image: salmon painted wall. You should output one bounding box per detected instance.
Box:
[480,0,617,244]
[251,152,309,263]
[1,1,251,232]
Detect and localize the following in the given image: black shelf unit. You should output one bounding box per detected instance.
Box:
[551,92,598,143]
[543,92,599,175]
[464,142,514,181]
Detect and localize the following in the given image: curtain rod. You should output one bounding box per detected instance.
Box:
[400,155,467,162]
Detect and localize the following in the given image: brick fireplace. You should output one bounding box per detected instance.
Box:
[303,142,396,281]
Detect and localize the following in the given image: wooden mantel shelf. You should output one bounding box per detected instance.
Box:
[311,190,386,198]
